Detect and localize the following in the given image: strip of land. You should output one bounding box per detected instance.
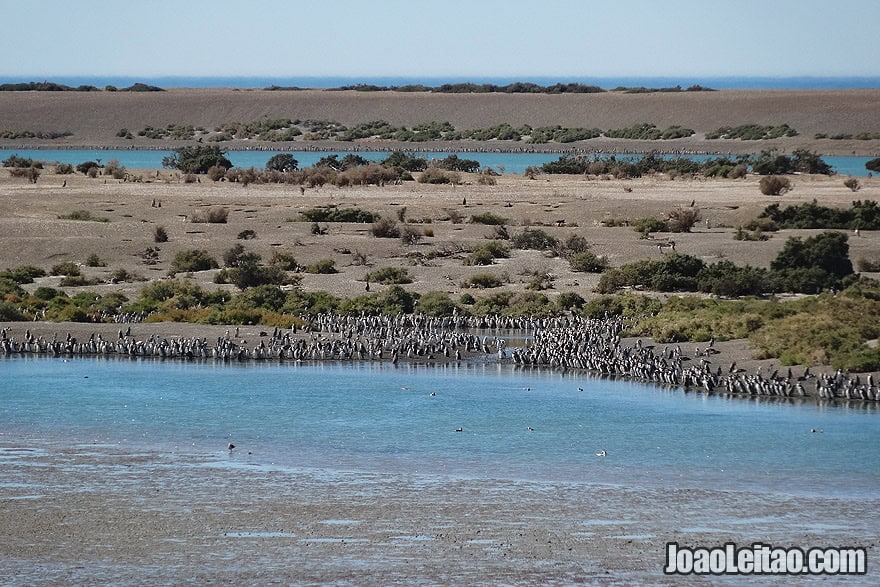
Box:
[2,88,880,155]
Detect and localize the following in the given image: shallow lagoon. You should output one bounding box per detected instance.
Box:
[3,357,879,584]
[2,357,877,498]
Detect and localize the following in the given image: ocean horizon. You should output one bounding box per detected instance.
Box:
[2,75,880,90]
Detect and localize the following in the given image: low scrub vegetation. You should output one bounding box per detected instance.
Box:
[170,249,219,273]
[363,267,413,284]
[191,207,229,224]
[598,231,855,296]
[300,207,378,223]
[58,210,109,222]
[756,200,880,230]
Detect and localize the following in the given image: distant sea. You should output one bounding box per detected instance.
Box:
[3,75,880,90]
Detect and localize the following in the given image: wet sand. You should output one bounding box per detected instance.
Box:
[1,440,878,585]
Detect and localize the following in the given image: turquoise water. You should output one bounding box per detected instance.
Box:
[2,357,877,498]
[1,149,876,176]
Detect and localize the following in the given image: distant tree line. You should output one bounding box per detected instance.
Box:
[598,231,856,297]
[270,82,716,94]
[0,81,164,92]
[536,149,833,178]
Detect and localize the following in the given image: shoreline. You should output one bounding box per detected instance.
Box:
[2,320,877,406]
[1,140,878,159]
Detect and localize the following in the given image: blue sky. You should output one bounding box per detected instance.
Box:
[1,0,878,79]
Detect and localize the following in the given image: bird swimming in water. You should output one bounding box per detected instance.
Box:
[455,427,463,432]
[227,443,236,451]
[596,449,607,457]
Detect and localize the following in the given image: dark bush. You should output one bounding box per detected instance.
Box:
[469,212,508,225]
[171,249,219,273]
[844,178,861,192]
[0,265,46,284]
[463,273,503,288]
[162,146,232,174]
[363,267,412,284]
[569,251,608,273]
[418,168,459,184]
[759,200,880,230]
[154,226,169,243]
[759,176,792,196]
[511,228,559,251]
[300,207,378,223]
[371,218,400,238]
[304,259,337,274]
[50,262,81,277]
[191,207,229,223]
[770,231,853,291]
[632,217,668,235]
[265,153,299,172]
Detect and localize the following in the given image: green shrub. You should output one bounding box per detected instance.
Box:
[364,267,412,284]
[300,207,379,223]
[265,153,299,172]
[0,265,46,284]
[85,253,106,267]
[0,301,24,321]
[465,241,510,266]
[469,212,508,225]
[511,228,558,251]
[418,168,459,184]
[555,292,586,311]
[270,251,299,271]
[215,262,291,289]
[371,218,400,238]
[171,249,219,273]
[0,278,26,298]
[76,161,100,174]
[569,251,608,272]
[758,200,880,230]
[417,291,460,316]
[154,225,169,243]
[304,258,337,274]
[50,262,81,277]
[162,145,232,174]
[632,216,668,235]
[463,273,503,288]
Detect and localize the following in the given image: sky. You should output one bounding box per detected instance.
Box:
[1,0,878,80]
